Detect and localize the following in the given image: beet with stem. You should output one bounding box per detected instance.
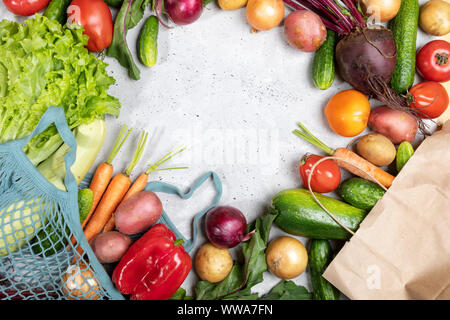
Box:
[284,0,429,135]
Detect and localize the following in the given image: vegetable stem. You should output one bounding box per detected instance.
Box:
[107,125,133,165]
[125,130,149,177]
[293,122,335,155]
[145,146,188,175]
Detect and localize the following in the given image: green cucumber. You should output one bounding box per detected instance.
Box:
[390,0,419,94]
[309,240,340,300]
[78,188,94,224]
[396,141,414,173]
[44,0,72,24]
[312,30,336,90]
[32,188,93,257]
[271,189,367,240]
[337,178,385,211]
[138,16,159,68]
[104,0,124,7]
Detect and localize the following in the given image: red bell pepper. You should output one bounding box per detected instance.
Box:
[112,223,192,300]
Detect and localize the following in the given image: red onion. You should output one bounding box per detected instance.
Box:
[156,0,203,27]
[205,206,254,249]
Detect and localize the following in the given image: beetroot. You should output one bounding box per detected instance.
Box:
[335,29,397,95]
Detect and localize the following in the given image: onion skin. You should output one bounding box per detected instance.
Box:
[205,206,254,249]
[246,0,285,31]
[165,0,203,25]
[361,0,401,23]
[335,28,397,95]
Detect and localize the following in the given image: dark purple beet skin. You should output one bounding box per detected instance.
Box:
[165,0,203,25]
[205,206,254,249]
[335,28,397,95]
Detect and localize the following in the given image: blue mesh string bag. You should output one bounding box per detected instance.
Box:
[0,107,122,300]
[0,106,223,300]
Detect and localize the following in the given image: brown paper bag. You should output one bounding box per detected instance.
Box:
[323,121,450,300]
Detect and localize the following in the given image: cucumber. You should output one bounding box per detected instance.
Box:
[104,0,124,7]
[309,240,340,300]
[390,0,419,94]
[78,188,94,224]
[44,0,72,24]
[31,189,92,257]
[312,30,336,90]
[271,189,367,240]
[396,141,414,173]
[138,16,159,68]
[337,178,385,211]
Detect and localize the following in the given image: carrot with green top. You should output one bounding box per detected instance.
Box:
[81,125,132,229]
[293,122,395,188]
[102,145,188,232]
[83,130,149,242]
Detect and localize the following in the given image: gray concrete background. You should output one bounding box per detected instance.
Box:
[0,0,437,298]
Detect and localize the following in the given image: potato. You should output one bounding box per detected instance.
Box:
[368,106,418,144]
[195,243,233,283]
[90,231,132,264]
[266,236,308,279]
[114,191,163,235]
[356,133,397,167]
[419,0,450,36]
[218,0,248,10]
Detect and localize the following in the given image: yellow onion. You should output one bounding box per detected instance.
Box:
[361,0,401,23]
[246,0,285,31]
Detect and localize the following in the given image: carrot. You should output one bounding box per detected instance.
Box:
[123,146,188,201]
[81,125,132,229]
[102,145,188,232]
[83,130,149,241]
[293,122,395,188]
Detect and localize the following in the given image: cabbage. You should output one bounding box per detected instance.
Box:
[0,15,121,165]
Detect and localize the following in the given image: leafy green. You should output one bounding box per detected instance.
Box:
[107,0,151,80]
[260,280,312,300]
[0,15,120,165]
[195,212,278,300]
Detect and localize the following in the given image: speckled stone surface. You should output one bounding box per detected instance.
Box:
[0,1,437,298]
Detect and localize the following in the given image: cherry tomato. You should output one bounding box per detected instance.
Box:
[324,89,371,137]
[416,40,450,83]
[299,154,341,193]
[2,0,50,16]
[67,0,113,52]
[408,81,449,119]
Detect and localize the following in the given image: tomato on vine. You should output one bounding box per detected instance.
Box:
[299,154,341,193]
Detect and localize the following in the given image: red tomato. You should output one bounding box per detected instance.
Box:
[67,0,113,52]
[299,154,341,193]
[3,0,50,16]
[408,81,449,119]
[416,40,450,83]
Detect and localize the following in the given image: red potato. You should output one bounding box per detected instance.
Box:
[114,191,163,235]
[284,10,327,52]
[90,231,132,264]
[368,106,418,144]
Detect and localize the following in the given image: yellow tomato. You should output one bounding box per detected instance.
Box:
[219,0,248,10]
[324,89,371,137]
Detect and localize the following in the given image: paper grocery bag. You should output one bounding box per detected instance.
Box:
[323,121,450,300]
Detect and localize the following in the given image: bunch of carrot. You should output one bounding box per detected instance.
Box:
[72,125,188,255]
